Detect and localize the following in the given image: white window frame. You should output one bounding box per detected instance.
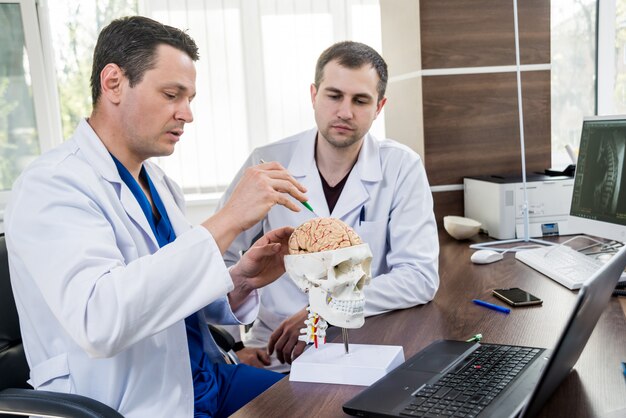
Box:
[0,0,62,224]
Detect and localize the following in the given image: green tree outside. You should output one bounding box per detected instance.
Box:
[52,0,137,139]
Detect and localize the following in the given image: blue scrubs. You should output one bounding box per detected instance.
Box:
[111,156,283,417]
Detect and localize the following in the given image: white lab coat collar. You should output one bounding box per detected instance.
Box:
[72,119,190,251]
[72,119,122,185]
[286,129,383,219]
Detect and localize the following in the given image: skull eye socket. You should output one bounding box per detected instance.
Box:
[333,260,353,276]
[331,260,366,292]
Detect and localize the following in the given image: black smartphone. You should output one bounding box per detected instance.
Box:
[492,288,542,307]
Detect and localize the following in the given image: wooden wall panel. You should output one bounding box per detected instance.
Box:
[380,1,551,230]
[422,70,551,186]
[518,0,551,64]
[518,71,552,170]
[420,0,550,69]
[432,190,464,229]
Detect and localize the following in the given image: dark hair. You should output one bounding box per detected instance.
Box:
[314,41,388,101]
[90,15,199,106]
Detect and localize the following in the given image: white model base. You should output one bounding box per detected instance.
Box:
[289,343,404,386]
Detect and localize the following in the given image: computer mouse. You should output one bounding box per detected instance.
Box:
[471,249,504,264]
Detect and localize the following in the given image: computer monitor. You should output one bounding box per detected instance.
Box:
[569,115,626,243]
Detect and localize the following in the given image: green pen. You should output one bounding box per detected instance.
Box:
[301,200,316,214]
[260,159,318,216]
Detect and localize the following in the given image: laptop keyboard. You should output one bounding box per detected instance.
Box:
[400,344,541,418]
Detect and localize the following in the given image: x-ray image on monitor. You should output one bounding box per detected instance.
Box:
[570,117,626,241]
[577,130,625,216]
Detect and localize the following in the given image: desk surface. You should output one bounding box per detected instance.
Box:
[232,232,626,418]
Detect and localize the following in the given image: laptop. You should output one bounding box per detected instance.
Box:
[343,244,626,418]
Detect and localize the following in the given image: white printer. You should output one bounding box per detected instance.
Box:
[464,174,579,240]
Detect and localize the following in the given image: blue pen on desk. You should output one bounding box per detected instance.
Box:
[359,206,365,225]
[472,299,510,314]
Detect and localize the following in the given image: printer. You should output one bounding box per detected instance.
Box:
[464,174,579,240]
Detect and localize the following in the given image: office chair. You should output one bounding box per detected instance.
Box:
[208,324,240,365]
[0,234,124,418]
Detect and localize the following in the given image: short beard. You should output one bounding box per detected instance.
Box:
[319,129,363,149]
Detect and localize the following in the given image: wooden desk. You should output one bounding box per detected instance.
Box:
[232,232,626,418]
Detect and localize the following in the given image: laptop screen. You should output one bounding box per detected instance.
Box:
[520,244,626,417]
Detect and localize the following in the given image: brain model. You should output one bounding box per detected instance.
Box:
[288,218,362,254]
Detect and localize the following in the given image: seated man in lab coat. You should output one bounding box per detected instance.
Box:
[218,41,440,370]
[5,16,311,418]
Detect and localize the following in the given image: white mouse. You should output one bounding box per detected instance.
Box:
[471,249,504,264]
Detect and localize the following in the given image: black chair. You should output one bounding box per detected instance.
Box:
[208,324,240,365]
[0,234,124,417]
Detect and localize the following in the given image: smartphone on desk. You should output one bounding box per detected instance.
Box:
[492,288,543,307]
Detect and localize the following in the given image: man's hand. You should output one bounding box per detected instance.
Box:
[228,226,294,309]
[236,347,272,368]
[224,161,308,231]
[267,308,309,364]
[203,161,307,253]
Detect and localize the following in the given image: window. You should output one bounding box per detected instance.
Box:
[597,0,626,115]
[0,0,61,222]
[550,0,597,169]
[142,0,384,196]
[46,0,138,139]
[553,0,626,168]
[0,0,383,226]
[35,0,384,202]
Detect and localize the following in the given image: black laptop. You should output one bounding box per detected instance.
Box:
[343,244,626,418]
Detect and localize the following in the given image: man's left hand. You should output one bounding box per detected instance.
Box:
[228,226,294,309]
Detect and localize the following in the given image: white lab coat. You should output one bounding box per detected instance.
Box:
[5,119,259,417]
[219,129,439,370]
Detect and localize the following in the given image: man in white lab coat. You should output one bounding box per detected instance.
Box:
[218,41,440,370]
[5,16,311,418]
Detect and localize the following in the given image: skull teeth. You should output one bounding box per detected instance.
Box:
[327,297,365,314]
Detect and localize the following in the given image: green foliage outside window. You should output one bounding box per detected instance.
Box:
[52,0,138,140]
[0,3,40,191]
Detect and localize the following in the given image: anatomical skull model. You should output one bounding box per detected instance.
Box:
[284,218,372,347]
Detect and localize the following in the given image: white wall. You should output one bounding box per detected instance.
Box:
[184,199,220,225]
